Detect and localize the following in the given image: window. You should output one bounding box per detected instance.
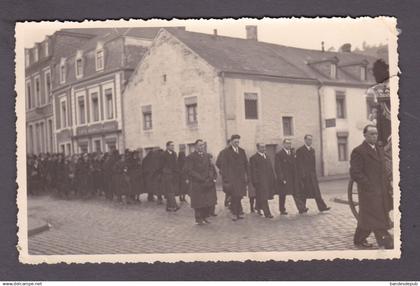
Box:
[185,96,198,126]
[244,92,258,119]
[77,95,86,125]
[34,47,39,62]
[25,50,30,68]
[94,139,102,152]
[60,98,67,128]
[336,91,346,119]
[75,57,83,78]
[106,140,117,152]
[48,119,53,153]
[40,121,45,153]
[337,135,348,161]
[66,143,72,156]
[26,81,32,109]
[91,92,100,122]
[35,123,41,154]
[104,88,114,119]
[34,76,41,106]
[59,58,66,84]
[282,116,294,136]
[44,70,51,102]
[96,49,104,71]
[360,66,367,81]
[44,41,49,57]
[142,105,152,130]
[60,144,65,155]
[330,63,337,79]
[29,125,34,154]
[79,142,88,154]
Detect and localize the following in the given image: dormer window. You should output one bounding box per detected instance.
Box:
[330,63,337,79]
[34,46,39,62]
[25,49,30,68]
[75,50,84,78]
[59,58,66,84]
[360,66,367,81]
[96,43,104,71]
[44,41,49,57]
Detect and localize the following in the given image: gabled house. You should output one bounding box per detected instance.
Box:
[51,27,185,155]
[122,27,379,176]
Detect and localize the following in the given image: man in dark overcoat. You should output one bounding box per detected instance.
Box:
[220,134,249,221]
[350,125,393,249]
[249,143,275,218]
[177,147,189,202]
[216,139,231,208]
[161,141,180,211]
[184,139,217,225]
[275,139,307,215]
[296,134,330,212]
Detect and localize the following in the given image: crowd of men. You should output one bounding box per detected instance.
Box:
[26,134,331,224]
[27,127,393,249]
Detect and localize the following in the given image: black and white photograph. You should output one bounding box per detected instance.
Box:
[15,17,400,263]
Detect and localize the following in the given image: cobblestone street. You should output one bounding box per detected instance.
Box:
[27,179,374,255]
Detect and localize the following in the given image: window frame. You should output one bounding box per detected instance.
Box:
[26,79,33,110]
[337,136,348,161]
[89,88,101,123]
[335,91,347,119]
[143,111,153,130]
[102,83,115,121]
[59,58,67,84]
[75,56,84,79]
[244,92,259,120]
[44,69,52,103]
[360,66,367,81]
[282,116,294,137]
[34,74,42,107]
[330,63,337,79]
[59,97,68,129]
[34,46,39,62]
[95,48,105,71]
[75,91,88,126]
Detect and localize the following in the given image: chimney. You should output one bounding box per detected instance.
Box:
[339,43,352,53]
[246,25,258,41]
[213,29,218,37]
[321,41,325,52]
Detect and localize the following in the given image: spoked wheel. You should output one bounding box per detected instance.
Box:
[347,179,359,220]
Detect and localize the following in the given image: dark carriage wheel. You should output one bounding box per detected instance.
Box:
[347,179,359,220]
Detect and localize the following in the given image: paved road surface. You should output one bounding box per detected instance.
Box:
[27,179,376,255]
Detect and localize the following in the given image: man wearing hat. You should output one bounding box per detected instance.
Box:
[220,135,249,221]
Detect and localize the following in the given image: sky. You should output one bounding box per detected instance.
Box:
[21,18,394,51]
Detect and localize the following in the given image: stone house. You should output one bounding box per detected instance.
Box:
[122,27,380,176]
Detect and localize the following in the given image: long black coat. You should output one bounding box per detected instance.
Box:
[143,150,164,196]
[177,151,189,195]
[296,145,321,199]
[161,150,179,196]
[128,158,143,195]
[350,141,392,230]
[249,153,275,201]
[275,149,299,196]
[220,146,248,198]
[184,151,217,209]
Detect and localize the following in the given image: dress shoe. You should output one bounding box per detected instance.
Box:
[257,210,263,216]
[354,241,373,249]
[320,207,331,212]
[210,213,217,217]
[265,215,274,219]
[196,220,205,225]
[203,219,211,224]
[174,206,180,212]
[280,211,288,215]
[237,215,244,220]
[299,207,309,214]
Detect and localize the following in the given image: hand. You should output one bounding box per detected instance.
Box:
[283,180,287,184]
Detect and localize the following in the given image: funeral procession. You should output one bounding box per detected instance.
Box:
[23,24,395,255]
